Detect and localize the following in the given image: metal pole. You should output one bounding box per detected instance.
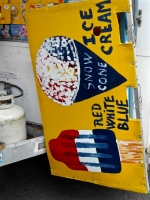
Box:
[133,0,139,43]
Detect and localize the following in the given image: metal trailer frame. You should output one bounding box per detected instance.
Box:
[0,136,46,166]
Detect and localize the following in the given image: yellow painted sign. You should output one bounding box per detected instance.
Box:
[25,0,149,193]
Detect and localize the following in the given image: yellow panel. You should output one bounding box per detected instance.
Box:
[0,4,6,23]
[0,4,11,24]
[18,0,36,4]
[25,3,35,9]
[2,0,19,4]
[19,3,26,24]
[9,4,21,24]
[34,0,64,4]
[25,0,149,194]
[17,0,64,4]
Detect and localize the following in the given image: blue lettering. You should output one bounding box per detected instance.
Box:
[101,46,113,55]
[82,21,94,31]
[98,12,111,23]
[83,35,96,45]
[80,9,93,19]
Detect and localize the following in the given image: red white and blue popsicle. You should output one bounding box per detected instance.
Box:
[49,129,122,174]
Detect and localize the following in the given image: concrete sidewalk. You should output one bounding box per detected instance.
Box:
[0,154,150,200]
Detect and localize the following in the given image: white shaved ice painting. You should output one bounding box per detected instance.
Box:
[36,36,80,106]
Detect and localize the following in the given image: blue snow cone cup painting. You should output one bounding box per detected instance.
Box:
[36,36,127,106]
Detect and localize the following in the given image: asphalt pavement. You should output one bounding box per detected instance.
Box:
[0,154,150,200]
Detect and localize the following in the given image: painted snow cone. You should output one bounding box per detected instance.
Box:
[36,36,127,106]
[49,129,121,173]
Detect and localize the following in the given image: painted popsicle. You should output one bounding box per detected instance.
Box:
[49,129,121,173]
[49,129,143,174]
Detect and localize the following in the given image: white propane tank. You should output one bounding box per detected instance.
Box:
[0,90,27,145]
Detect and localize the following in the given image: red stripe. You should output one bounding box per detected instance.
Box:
[49,130,88,171]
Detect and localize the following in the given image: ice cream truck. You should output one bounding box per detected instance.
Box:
[0,0,150,194]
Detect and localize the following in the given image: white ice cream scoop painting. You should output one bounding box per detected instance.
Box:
[36,36,127,106]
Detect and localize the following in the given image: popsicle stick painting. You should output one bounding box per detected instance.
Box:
[25,0,149,194]
[49,129,143,174]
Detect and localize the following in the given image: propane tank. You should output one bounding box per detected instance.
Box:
[0,83,26,145]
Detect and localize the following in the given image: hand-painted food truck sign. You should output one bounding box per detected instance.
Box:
[80,1,113,55]
[36,36,127,106]
[25,0,149,194]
